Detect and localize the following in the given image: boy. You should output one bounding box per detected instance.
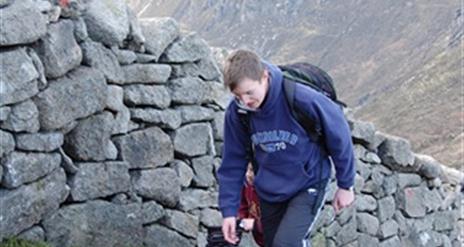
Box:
[217,50,355,246]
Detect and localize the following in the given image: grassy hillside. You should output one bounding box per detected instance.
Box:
[357,44,462,168]
[128,0,463,168]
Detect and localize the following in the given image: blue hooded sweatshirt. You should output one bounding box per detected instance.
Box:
[217,62,355,218]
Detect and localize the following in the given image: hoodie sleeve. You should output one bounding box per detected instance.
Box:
[295,86,356,190]
[217,105,249,218]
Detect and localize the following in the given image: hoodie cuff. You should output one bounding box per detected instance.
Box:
[221,207,238,218]
[337,180,354,190]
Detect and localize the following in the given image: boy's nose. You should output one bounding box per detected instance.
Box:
[238,95,250,104]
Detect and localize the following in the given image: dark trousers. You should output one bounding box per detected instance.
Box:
[259,180,328,247]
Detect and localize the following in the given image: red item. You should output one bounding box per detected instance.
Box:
[238,181,264,247]
[58,0,70,8]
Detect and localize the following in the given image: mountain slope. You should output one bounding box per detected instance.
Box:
[128,0,463,168]
[358,42,463,168]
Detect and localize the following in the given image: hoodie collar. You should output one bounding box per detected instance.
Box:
[258,61,283,114]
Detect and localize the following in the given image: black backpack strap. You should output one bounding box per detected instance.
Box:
[283,79,329,195]
[283,79,323,145]
[237,109,259,174]
[283,79,331,158]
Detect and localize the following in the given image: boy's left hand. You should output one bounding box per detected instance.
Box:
[240,219,255,231]
[332,188,355,214]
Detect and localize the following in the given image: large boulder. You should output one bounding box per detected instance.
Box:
[63,112,117,161]
[142,201,165,225]
[0,48,39,106]
[0,168,69,240]
[160,209,199,238]
[33,67,107,130]
[357,212,379,236]
[16,226,45,243]
[139,17,180,60]
[396,186,426,218]
[205,81,231,110]
[212,111,225,141]
[161,33,210,63]
[144,224,192,247]
[69,161,130,201]
[16,132,63,152]
[173,123,215,157]
[349,119,376,145]
[200,208,223,228]
[82,0,130,47]
[125,5,145,51]
[169,77,209,104]
[113,127,173,168]
[0,0,47,46]
[43,200,143,247]
[34,19,82,79]
[171,55,222,81]
[176,105,215,124]
[131,167,181,207]
[377,196,396,223]
[191,156,216,188]
[112,48,137,65]
[177,189,218,211]
[414,154,443,179]
[0,106,11,121]
[123,84,171,108]
[378,134,415,169]
[0,130,14,157]
[171,160,194,188]
[1,100,40,133]
[1,151,61,189]
[397,173,422,189]
[378,220,399,239]
[130,108,181,130]
[119,64,172,84]
[106,85,133,135]
[356,194,377,212]
[81,40,124,83]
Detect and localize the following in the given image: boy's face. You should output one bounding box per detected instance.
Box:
[232,71,269,110]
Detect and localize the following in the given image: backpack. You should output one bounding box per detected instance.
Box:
[237,62,345,173]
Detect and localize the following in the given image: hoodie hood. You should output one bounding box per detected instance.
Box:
[259,61,283,114]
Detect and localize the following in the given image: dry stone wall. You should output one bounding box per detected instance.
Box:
[0,1,462,247]
[309,113,463,247]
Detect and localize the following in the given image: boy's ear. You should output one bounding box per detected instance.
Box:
[261,70,269,82]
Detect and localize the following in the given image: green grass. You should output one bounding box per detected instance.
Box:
[0,238,51,247]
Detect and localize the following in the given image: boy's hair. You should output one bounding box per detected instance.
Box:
[223,49,265,91]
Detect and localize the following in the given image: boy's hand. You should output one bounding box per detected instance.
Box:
[240,218,255,231]
[222,217,239,244]
[332,188,355,214]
